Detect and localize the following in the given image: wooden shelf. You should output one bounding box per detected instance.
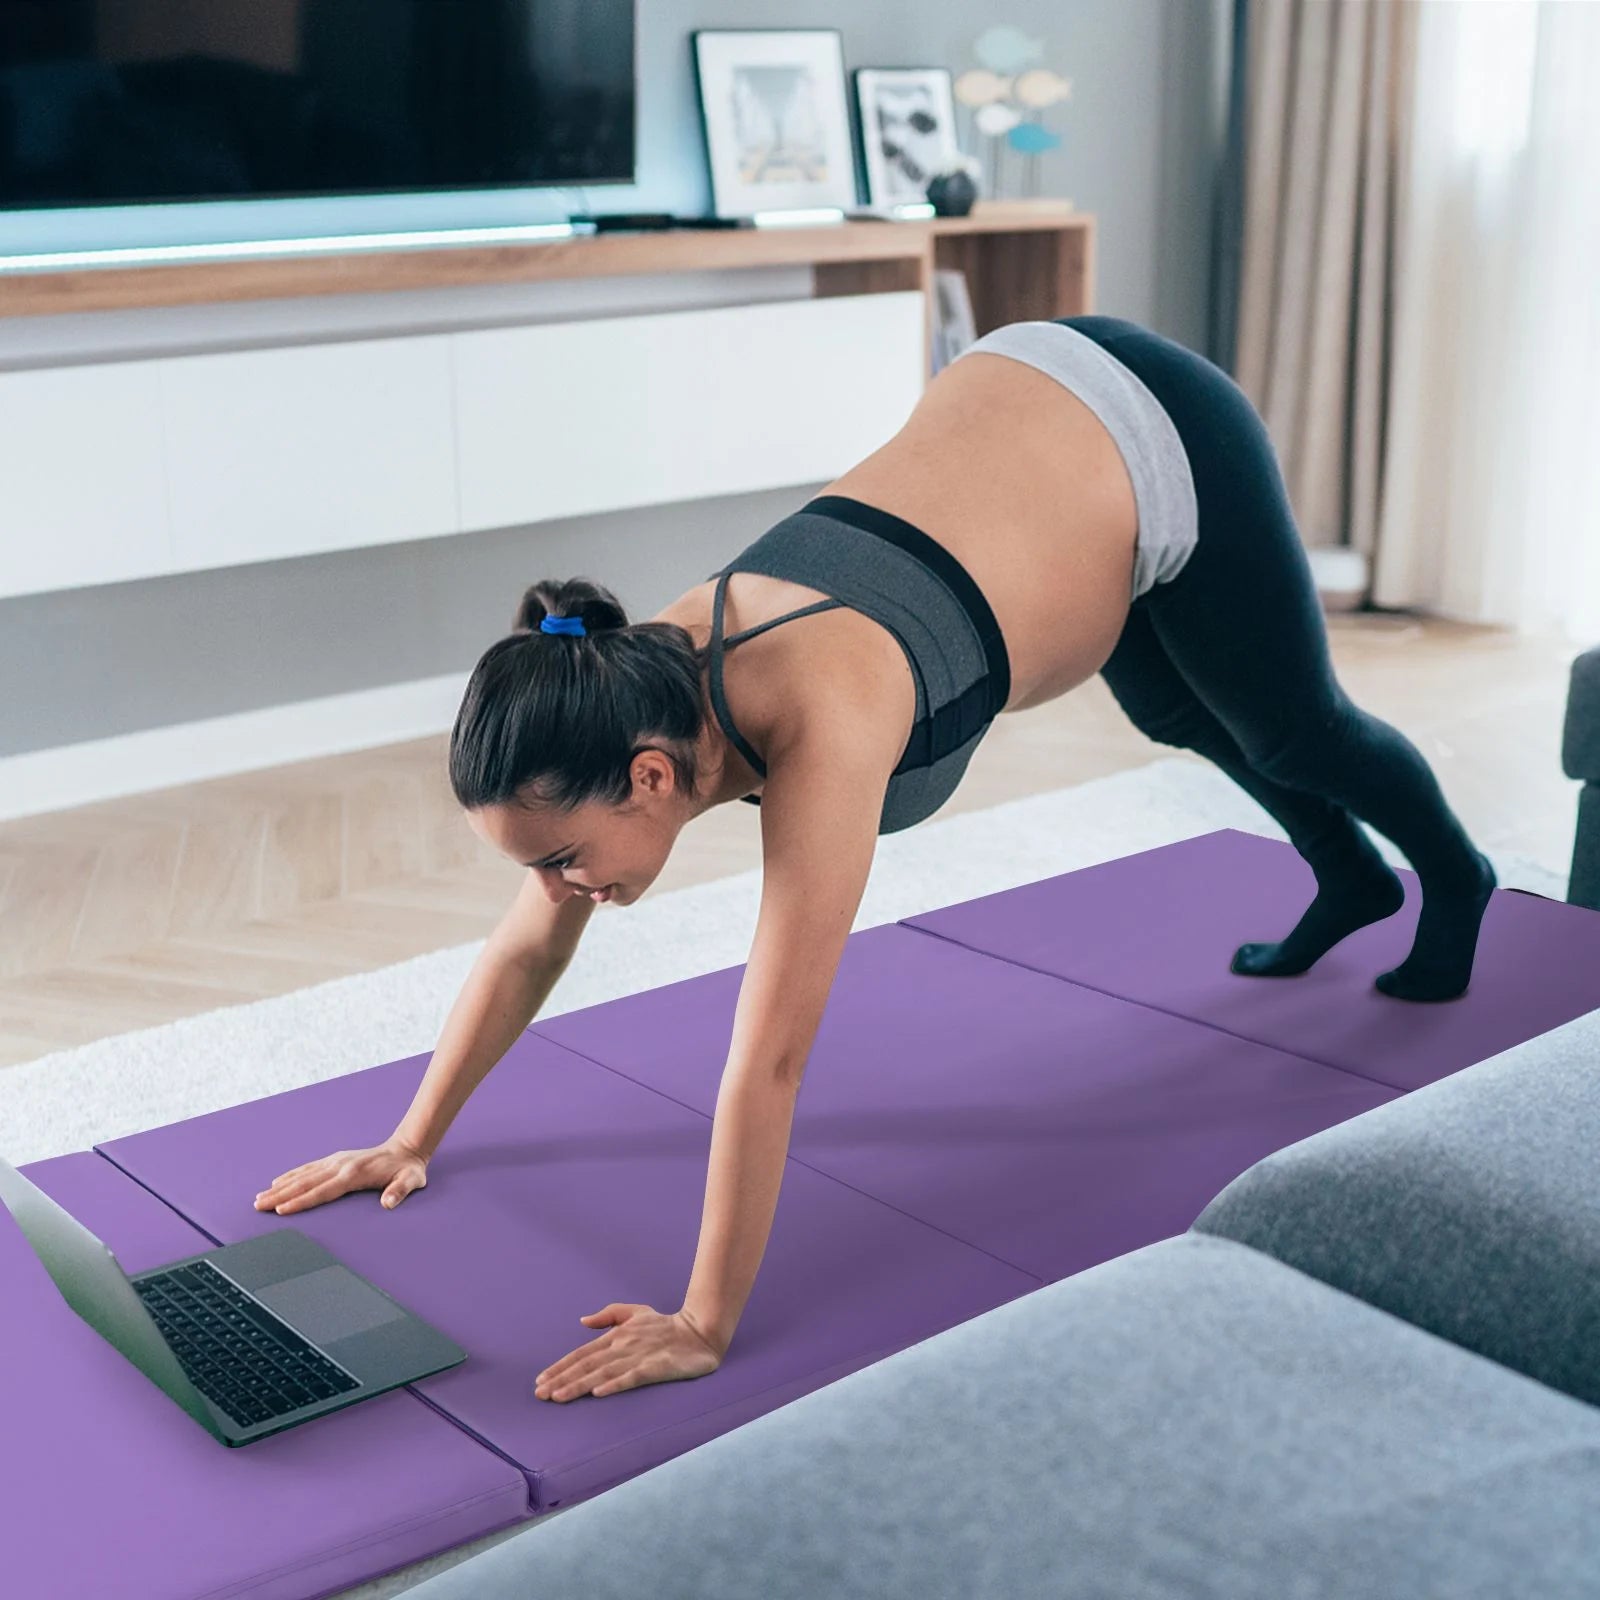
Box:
[0,199,1095,326]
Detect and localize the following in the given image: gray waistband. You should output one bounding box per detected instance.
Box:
[955,321,1199,600]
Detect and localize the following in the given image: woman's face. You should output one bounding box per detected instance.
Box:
[466,751,688,907]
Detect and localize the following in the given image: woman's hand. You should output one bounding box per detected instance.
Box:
[534,1304,725,1402]
[253,1135,429,1215]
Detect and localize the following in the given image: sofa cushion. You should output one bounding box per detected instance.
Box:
[397,1232,1600,1600]
[1195,1005,1600,1406]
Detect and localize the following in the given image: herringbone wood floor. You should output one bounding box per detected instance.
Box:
[0,614,1583,1070]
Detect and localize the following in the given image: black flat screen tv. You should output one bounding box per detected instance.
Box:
[0,0,635,209]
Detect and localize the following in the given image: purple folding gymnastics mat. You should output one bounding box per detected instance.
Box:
[534,921,1399,1280]
[900,828,1600,1091]
[98,1038,1038,1522]
[83,826,1600,1598]
[3,1151,528,1600]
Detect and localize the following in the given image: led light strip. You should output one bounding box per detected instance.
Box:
[751,203,935,228]
[0,221,576,274]
[751,208,847,229]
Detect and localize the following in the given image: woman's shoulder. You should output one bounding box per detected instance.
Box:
[658,575,915,786]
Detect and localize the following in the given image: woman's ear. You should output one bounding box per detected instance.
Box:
[629,747,678,798]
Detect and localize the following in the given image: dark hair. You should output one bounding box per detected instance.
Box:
[448,578,714,814]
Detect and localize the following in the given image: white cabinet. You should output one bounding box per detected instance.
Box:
[453,292,926,531]
[160,335,458,571]
[0,362,170,598]
[0,292,926,598]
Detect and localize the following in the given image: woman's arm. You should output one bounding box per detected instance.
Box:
[677,716,894,1353]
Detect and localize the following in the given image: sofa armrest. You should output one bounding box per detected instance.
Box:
[1194,1007,1600,1408]
[1563,645,1600,780]
[1563,644,1600,908]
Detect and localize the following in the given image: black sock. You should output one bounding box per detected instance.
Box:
[1374,849,1497,1002]
[1231,860,1407,978]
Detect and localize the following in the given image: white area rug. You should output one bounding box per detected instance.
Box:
[0,755,1572,1598]
[3,756,1567,1170]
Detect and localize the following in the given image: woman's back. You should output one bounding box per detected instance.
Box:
[660,330,1145,734]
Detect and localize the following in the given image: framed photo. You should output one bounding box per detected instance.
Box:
[853,67,960,208]
[691,29,858,218]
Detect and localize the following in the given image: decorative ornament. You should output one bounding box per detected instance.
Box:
[975,102,1021,138]
[973,25,1044,75]
[926,153,982,217]
[1007,123,1062,156]
[953,68,1010,108]
[1013,68,1072,109]
[958,28,1070,200]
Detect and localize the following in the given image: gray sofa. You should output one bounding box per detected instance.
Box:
[396,649,1600,1600]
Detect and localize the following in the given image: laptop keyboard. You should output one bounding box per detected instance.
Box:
[134,1259,360,1429]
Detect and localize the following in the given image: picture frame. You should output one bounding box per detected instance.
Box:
[691,29,859,219]
[853,67,961,209]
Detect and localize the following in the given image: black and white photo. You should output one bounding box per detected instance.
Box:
[854,67,961,208]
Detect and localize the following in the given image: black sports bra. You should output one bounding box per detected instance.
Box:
[702,495,1008,824]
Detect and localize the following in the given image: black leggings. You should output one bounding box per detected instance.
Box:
[1058,314,1482,892]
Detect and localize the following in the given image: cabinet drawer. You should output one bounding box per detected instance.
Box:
[0,363,170,598]
[454,292,926,532]
[160,335,458,572]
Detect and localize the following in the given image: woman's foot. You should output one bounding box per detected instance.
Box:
[1373,848,1497,1002]
[1231,862,1407,977]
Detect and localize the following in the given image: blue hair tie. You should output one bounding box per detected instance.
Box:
[540,615,586,637]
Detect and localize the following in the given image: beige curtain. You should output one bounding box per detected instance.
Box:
[1232,0,1414,584]
[1231,1,1600,642]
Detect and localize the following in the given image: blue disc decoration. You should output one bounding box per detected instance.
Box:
[1007,122,1063,155]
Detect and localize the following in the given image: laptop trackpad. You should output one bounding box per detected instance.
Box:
[256,1265,408,1345]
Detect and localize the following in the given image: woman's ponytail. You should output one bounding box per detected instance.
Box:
[450,577,710,814]
[513,578,628,637]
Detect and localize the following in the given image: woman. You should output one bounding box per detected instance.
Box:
[252,315,1497,1403]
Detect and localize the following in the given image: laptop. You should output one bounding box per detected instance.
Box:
[0,1151,467,1447]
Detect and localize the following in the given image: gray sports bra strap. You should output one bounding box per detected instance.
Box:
[708,571,772,778]
[708,571,847,779]
[724,597,843,647]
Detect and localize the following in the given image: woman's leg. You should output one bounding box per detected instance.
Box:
[1071,317,1496,1001]
[1100,605,1405,977]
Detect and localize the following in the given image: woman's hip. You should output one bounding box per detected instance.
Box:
[1054,318,1279,502]
[1056,316,1313,609]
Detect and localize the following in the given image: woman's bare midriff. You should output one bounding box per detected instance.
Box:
[654,350,1142,783]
